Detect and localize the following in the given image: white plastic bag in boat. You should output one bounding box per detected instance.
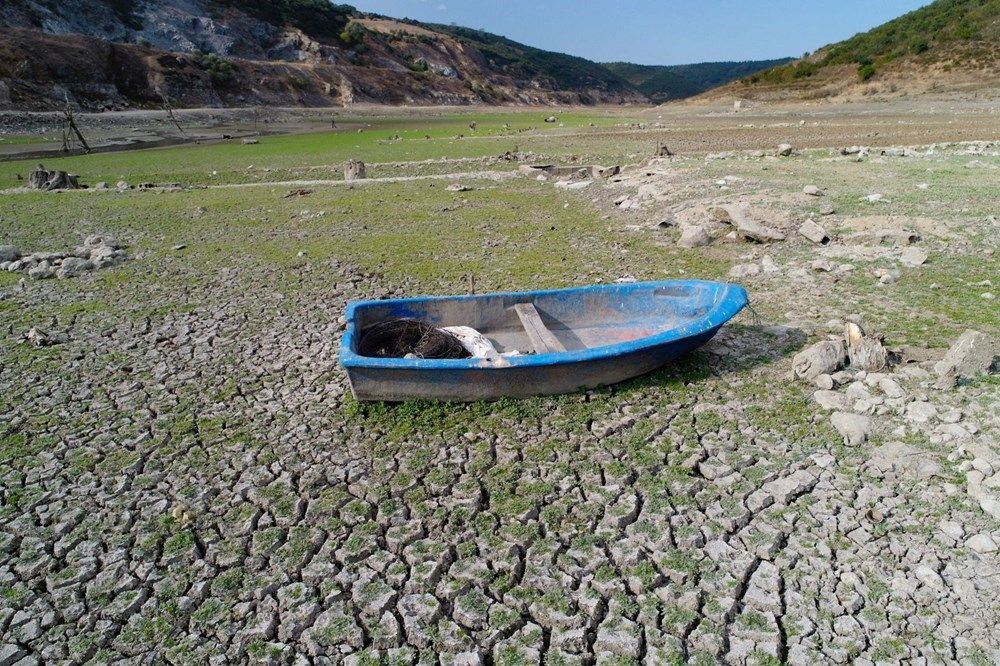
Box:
[441,326,500,359]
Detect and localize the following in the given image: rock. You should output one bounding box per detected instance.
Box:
[172,244,187,251]
[813,373,835,390]
[55,257,94,279]
[242,137,259,145]
[799,219,830,245]
[116,181,131,191]
[710,205,786,242]
[94,181,109,190]
[760,254,780,273]
[777,143,794,157]
[27,263,55,279]
[793,339,847,380]
[966,534,997,554]
[545,116,557,123]
[344,159,367,181]
[845,322,888,372]
[592,165,621,178]
[23,327,66,347]
[85,234,122,249]
[814,390,852,411]
[818,201,836,215]
[678,226,711,248]
[803,185,823,196]
[0,644,28,665]
[446,183,472,192]
[831,412,872,446]
[904,401,937,423]
[0,246,21,262]
[934,330,996,389]
[864,193,884,203]
[914,565,944,589]
[899,247,929,267]
[729,263,760,278]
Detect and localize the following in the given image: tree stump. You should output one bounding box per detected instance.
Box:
[29,164,80,191]
[344,159,366,181]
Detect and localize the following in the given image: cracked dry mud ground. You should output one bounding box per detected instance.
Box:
[2,118,999,665]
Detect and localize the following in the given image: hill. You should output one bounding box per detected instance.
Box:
[0,0,646,110]
[604,59,794,102]
[711,0,1000,100]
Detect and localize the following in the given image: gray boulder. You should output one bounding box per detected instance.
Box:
[798,219,830,245]
[0,246,20,262]
[677,226,712,248]
[934,330,996,389]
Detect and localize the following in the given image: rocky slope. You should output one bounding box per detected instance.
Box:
[0,0,646,110]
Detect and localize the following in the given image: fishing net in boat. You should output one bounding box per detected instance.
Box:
[358,319,471,360]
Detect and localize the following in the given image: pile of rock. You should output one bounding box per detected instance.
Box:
[792,321,995,448]
[1,234,127,279]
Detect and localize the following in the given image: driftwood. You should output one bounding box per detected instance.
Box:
[62,98,91,154]
[344,159,367,181]
[29,164,80,191]
[710,205,786,242]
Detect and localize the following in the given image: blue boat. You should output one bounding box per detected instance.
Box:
[340,280,748,401]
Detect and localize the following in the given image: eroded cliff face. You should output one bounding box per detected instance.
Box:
[0,1,647,110]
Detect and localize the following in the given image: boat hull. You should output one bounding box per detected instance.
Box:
[345,329,718,401]
[340,280,747,401]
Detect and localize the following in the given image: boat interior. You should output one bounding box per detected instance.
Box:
[352,282,723,356]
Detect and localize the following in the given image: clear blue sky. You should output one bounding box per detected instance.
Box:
[349,0,931,65]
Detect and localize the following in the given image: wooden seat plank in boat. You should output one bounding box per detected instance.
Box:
[513,303,567,354]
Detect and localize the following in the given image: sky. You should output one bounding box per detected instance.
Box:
[348,0,932,65]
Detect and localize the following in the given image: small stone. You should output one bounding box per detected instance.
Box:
[814,390,852,411]
[904,401,937,423]
[172,244,187,251]
[446,183,472,192]
[799,219,830,244]
[899,247,929,267]
[729,263,760,278]
[777,143,794,157]
[678,226,712,248]
[966,534,997,554]
[831,412,871,446]
[803,185,823,196]
[813,374,835,390]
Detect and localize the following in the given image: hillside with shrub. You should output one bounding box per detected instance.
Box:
[0,0,651,110]
[604,59,794,102]
[711,0,1000,100]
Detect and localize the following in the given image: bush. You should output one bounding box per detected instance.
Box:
[407,58,429,73]
[339,22,366,47]
[911,39,930,54]
[193,52,234,86]
[858,63,877,81]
